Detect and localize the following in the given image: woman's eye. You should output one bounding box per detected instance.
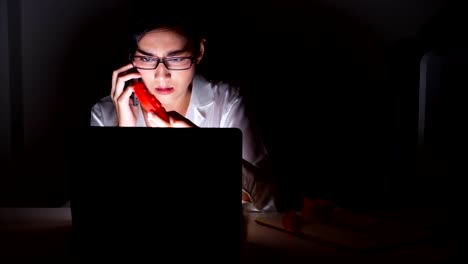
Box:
[170,58,184,62]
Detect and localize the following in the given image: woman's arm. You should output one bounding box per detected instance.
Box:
[223,95,277,211]
[242,158,277,211]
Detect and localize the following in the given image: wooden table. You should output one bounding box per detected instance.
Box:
[0,207,460,263]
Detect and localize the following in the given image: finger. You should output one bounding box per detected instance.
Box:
[167,111,196,128]
[170,116,192,128]
[147,112,170,127]
[116,86,139,123]
[117,85,135,106]
[111,63,134,96]
[113,72,142,101]
[111,63,135,99]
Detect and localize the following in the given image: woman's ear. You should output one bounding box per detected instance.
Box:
[196,38,206,64]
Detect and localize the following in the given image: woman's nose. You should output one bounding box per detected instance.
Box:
[153,62,171,79]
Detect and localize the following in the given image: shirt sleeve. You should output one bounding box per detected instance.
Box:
[89,96,118,127]
[90,103,105,126]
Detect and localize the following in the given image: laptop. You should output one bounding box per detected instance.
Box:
[63,127,243,263]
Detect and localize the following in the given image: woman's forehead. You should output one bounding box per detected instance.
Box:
[143,28,187,41]
[141,29,188,45]
[137,31,193,57]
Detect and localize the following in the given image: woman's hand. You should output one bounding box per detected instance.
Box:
[146,110,198,128]
[111,63,142,126]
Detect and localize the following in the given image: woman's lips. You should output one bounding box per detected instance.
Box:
[154,87,174,95]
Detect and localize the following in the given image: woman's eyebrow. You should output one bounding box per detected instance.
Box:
[136,48,154,56]
[166,49,187,56]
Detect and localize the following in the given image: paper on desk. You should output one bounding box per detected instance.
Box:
[255,209,433,252]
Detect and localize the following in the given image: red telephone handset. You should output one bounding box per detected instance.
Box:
[133,80,170,123]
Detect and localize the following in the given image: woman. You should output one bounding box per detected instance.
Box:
[89,15,276,211]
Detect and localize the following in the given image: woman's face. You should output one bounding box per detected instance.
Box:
[134,28,204,108]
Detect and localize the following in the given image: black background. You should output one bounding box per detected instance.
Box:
[1,0,466,210]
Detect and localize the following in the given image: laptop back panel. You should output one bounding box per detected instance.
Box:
[65,127,243,263]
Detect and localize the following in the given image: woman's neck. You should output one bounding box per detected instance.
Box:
[165,90,191,116]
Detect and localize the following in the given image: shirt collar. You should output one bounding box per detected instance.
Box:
[190,74,214,107]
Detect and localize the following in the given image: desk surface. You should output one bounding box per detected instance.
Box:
[0,207,461,264]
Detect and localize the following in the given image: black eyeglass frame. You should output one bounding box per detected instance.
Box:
[129,54,195,70]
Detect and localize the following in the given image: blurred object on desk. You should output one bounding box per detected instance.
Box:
[280,197,337,234]
[301,197,336,225]
[255,206,433,253]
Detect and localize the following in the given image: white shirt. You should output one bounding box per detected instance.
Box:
[90,74,276,211]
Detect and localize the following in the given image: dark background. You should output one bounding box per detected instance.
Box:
[1,0,465,209]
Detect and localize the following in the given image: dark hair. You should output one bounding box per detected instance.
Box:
[128,13,205,56]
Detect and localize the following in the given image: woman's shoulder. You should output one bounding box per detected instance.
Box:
[92,95,114,110]
[91,95,115,117]
[195,75,242,103]
[90,95,117,125]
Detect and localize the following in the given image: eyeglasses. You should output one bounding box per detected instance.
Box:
[129,54,195,70]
